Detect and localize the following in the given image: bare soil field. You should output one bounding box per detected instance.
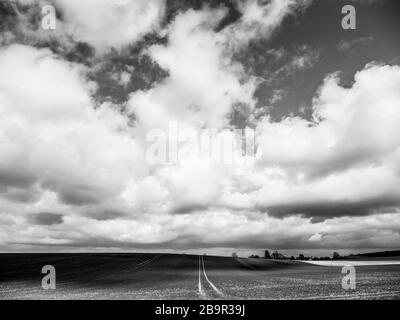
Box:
[0,253,399,300]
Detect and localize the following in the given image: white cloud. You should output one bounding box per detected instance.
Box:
[54,0,165,52]
[225,0,311,50]
[129,8,257,130]
[1,1,400,252]
[257,64,400,175]
[308,233,322,242]
[0,44,146,209]
[11,0,166,52]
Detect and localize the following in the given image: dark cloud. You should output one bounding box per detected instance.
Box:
[40,180,108,206]
[0,1,17,32]
[86,209,128,221]
[2,187,39,203]
[0,170,39,203]
[0,169,36,189]
[12,229,400,252]
[170,203,212,215]
[57,188,104,206]
[263,198,400,221]
[28,212,64,226]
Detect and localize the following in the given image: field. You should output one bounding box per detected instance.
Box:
[0,253,399,300]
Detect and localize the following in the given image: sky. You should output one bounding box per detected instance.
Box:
[0,0,400,257]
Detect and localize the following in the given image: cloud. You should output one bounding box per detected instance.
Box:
[225,0,311,50]
[337,36,374,51]
[0,44,145,208]
[28,212,64,225]
[248,63,400,219]
[128,0,313,130]
[129,7,257,130]
[1,1,400,252]
[53,0,166,52]
[308,233,322,242]
[8,0,166,53]
[257,64,400,175]
[2,210,400,251]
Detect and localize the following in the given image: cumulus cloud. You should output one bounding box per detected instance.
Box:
[235,64,400,220]
[0,44,145,209]
[1,0,400,253]
[8,0,166,53]
[129,7,257,130]
[257,64,400,175]
[53,0,166,52]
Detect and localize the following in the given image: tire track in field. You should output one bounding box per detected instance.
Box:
[198,255,207,299]
[133,254,162,271]
[93,254,162,281]
[234,257,256,270]
[197,255,225,299]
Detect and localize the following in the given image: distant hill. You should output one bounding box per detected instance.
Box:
[353,250,400,258]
